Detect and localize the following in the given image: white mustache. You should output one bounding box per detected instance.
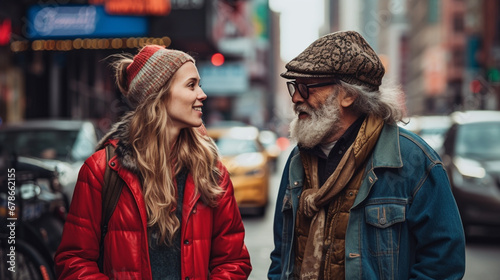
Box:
[294,104,312,115]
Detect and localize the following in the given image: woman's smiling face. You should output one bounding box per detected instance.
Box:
[166,62,207,130]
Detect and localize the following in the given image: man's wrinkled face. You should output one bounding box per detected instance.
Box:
[289,78,342,148]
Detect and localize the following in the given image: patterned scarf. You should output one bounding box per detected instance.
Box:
[298,115,385,280]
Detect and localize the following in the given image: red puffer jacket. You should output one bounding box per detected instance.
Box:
[55,140,252,279]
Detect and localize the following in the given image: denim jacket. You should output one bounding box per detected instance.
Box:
[268,123,465,280]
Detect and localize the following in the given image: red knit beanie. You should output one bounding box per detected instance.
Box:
[124,45,195,108]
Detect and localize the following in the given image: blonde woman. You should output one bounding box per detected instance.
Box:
[55,45,252,279]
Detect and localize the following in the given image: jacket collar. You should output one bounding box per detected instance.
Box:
[96,111,139,174]
[349,122,403,209]
[370,123,403,169]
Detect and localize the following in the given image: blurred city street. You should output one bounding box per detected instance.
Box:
[465,233,500,280]
[1,0,500,279]
[242,145,292,280]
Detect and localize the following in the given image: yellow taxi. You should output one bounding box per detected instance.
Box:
[207,125,271,216]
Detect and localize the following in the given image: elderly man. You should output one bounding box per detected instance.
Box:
[268,31,465,280]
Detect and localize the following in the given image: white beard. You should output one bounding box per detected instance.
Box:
[290,94,341,148]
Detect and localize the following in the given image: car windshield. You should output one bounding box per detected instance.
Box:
[455,122,500,160]
[419,127,449,137]
[0,129,95,162]
[215,137,258,156]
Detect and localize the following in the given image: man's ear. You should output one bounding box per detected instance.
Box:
[338,88,357,108]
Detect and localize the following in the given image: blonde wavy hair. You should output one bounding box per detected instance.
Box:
[113,54,223,246]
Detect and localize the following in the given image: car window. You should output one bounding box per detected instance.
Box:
[456,122,500,160]
[215,138,258,156]
[72,123,98,161]
[0,129,92,162]
[419,127,448,137]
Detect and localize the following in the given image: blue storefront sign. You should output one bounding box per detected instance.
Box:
[27,5,148,39]
[198,62,249,96]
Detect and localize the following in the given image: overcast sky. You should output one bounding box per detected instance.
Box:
[269,0,324,62]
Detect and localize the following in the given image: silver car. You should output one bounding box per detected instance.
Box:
[399,115,452,154]
[441,111,500,235]
[0,120,102,205]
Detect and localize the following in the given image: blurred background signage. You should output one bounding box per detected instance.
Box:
[423,46,447,96]
[0,18,11,46]
[198,62,249,95]
[211,0,254,56]
[89,0,171,16]
[27,5,148,39]
[170,0,205,9]
[150,0,207,41]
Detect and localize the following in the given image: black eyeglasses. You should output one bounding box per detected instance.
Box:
[286,81,337,99]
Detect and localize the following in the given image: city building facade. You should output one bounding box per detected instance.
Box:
[0,0,274,131]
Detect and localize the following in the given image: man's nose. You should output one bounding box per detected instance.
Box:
[291,90,304,103]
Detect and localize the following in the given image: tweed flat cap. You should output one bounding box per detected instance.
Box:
[281,31,385,91]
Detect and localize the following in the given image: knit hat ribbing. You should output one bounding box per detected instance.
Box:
[124,45,195,108]
[281,31,385,91]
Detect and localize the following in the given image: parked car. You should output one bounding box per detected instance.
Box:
[0,155,67,279]
[207,125,271,216]
[258,130,281,171]
[0,120,102,206]
[440,110,500,235]
[399,115,452,154]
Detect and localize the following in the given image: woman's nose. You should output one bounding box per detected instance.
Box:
[198,89,207,101]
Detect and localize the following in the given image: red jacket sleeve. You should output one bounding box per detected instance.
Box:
[208,164,252,279]
[54,151,108,279]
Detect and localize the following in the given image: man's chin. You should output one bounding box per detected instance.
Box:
[290,93,341,149]
[296,141,316,149]
[290,119,322,148]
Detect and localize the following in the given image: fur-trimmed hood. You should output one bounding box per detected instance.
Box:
[96,112,139,174]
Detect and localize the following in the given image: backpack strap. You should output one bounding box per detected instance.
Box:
[97,144,125,272]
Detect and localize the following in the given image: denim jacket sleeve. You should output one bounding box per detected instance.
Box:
[407,163,466,279]
[268,149,294,280]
